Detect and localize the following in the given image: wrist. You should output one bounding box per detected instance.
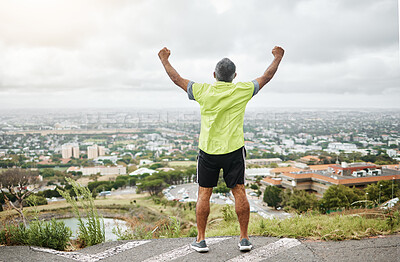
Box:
[161,58,169,64]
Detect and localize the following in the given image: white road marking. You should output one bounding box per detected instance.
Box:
[31,240,151,262]
[227,238,301,262]
[142,237,230,262]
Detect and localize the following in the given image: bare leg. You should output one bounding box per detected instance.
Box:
[231,184,250,240]
[196,186,213,242]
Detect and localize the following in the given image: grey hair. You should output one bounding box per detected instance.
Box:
[215,58,236,82]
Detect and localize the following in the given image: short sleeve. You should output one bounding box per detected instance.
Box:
[187,81,195,101]
[192,83,209,103]
[252,80,260,96]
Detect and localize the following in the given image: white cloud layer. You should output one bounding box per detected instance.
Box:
[0,0,399,109]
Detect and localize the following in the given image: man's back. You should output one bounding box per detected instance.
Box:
[189,80,258,155]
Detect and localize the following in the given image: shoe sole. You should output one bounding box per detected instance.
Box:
[238,244,252,251]
[191,245,209,253]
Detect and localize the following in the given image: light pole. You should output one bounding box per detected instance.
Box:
[379,184,383,205]
[365,192,369,209]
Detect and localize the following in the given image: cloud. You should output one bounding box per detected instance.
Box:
[0,0,398,109]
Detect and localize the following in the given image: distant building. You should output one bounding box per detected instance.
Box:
[129,167,158,176]
[245,168,271,178]
[328,162,376,176]
[387,149,397,158]
[326,142,357,153]
[87,145,98,159]
[94,155,119,165]
[61,143,79,159]
[67,165,126,176]
[98,146,106,156]
[261,162,400,198]
[87,144,106,159]
[269,167,302,178]
[245,158,282,166]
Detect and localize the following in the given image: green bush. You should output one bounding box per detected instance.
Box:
[187,226,198,237]
[159,216,181,238]
[0,223,27,246]
[26,219,72,250]
[0,219,71,250]
[23,195,48,207]
[222,205,236,222]
[250,184,259,190]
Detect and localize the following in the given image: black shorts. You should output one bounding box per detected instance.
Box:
[196,146,246,188]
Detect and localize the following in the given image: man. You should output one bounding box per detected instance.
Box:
[158,46,284,252]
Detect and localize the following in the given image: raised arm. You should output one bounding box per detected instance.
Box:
[158,47,190,92]
[255,46,284,91]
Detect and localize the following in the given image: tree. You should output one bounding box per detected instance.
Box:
[281,189,318,213]
[213,183,230,194]
[149,163,163,170]
[250,184,259,190]
[263,186,282,209]
[0,169,39,226]
[366,180,400,204]
[321,185,363,211]
[138,178,165,196]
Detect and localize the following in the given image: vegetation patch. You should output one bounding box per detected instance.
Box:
[206,205,400,241]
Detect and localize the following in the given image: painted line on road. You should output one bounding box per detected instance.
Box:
[31,240,151,262]
[227,238,301,262]
[142,237,230,262]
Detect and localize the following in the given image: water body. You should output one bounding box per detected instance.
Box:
[57,218,129,241]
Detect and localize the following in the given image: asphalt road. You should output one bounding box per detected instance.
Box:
[1,235,399,262]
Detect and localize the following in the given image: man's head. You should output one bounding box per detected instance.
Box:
[214,58,237,82]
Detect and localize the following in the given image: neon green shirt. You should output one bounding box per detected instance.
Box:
[187,80,259,154]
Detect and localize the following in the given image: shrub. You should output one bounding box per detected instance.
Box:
[0,223,27,246]
[159,216,181,238]
[222,205,236,222]
[250,184,259,190]
[187,226,198,237]
[23,194,48,207]
[26,219,72,250]
[0,219,71,251]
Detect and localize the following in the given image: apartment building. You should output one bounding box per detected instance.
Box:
[61,143,79,159]
[87,144,106,159]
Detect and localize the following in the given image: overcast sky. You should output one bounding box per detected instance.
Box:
[0,0,399,109]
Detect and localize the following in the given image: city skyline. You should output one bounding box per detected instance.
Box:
[0,0,399,109]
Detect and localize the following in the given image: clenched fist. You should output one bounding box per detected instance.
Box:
[158,47,171,61]
[272,46,284,58]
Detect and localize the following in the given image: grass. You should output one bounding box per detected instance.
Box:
[38,167,68,172]
[206,207,400,241]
